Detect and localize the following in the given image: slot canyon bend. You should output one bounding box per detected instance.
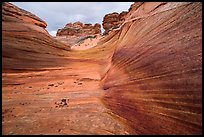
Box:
[2,2,202,135]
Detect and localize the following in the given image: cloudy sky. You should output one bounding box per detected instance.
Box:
[11,2,133,36]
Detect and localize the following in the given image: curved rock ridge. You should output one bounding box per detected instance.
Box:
[2,2,47,28]
[2,2,202,135]
[100,2,202,135]
[2,2,71,72]
[56,21,101,37]
[2,2,130,135]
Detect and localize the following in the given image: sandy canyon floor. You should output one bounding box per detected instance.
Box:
[2,59,132,135]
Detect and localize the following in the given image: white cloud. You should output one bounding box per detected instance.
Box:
[11,2,134,32]
[49,30,57,36]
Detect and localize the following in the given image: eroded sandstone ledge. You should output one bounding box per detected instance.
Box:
[54,21,102,50]
[2,2,202,135]
[56,21,101,37]
[2,2,71,72]
[100,2,202,134]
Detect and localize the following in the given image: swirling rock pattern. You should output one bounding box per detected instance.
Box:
[2,2,202,135]
[2,2,71,72]
[2,2,47,28]
[2,2,129,135]
[101,2,202,135]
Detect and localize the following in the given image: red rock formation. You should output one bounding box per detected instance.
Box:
[102,12,120,35]
[2,2,47,29]
[119,11,128,22]
[2,2,70,72]
[2,2,202,135]
[55,21,102,50]
[56,21,101,37]
[102,11,128,35]
[100,2,202,135]
[128,2,143,12]
[2,3,128,135]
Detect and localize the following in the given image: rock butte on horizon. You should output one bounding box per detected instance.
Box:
[53,8,131,49]
[56,21,101,37]
[2,2,202,135]
[54,21,102,49]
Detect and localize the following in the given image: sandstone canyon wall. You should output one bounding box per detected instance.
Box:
[2,2,71,72]
[2,2,202,135]
[100,2,202,134]
[101,2,146,35]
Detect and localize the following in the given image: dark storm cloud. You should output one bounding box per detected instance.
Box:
[11,2,133,36]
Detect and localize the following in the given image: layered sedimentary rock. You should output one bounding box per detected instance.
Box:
[56,21,101,37]
[55,22,102,50]
[2,2,70,72]
[102,2,159,35]
[2,2,129,135]
[2,2,47,29]
[2,2,202,135]
[100,2,202,135]
[128,2,143,12]
[102,11,128,35]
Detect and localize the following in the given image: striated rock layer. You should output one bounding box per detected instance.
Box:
[2,2,202,135]
[100,2,202,135]
[2,2,130,135]
[102,11,128,35]
[2,2,47,28]
[2,2,71,72]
